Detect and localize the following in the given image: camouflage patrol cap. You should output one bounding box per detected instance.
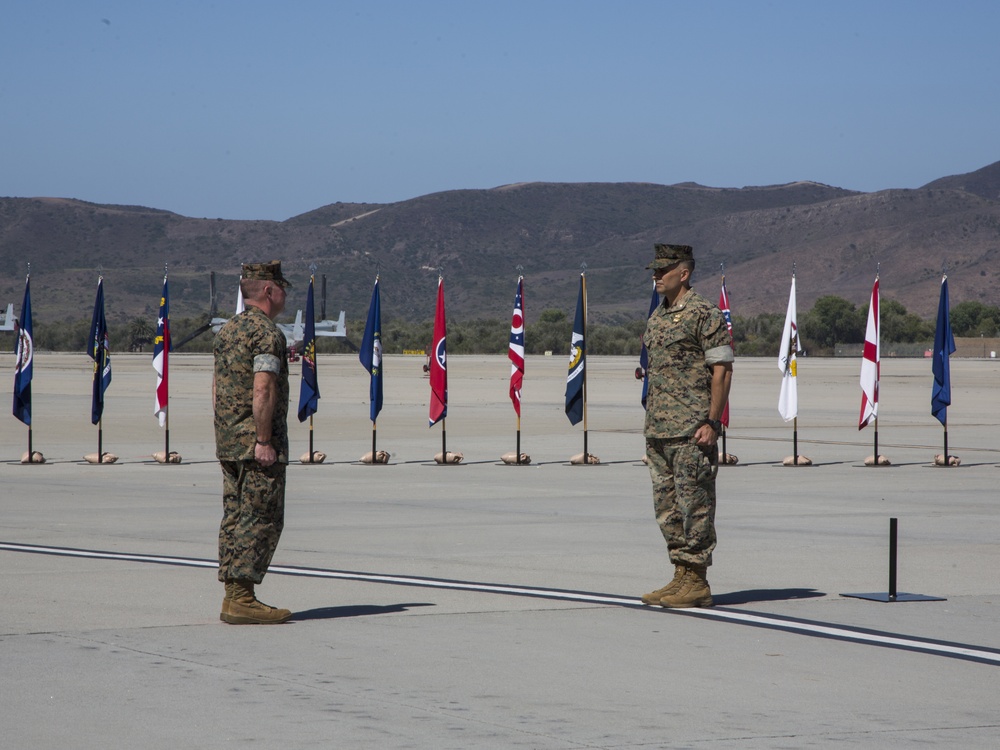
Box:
[241,260,292,288]
[646,243,694,270]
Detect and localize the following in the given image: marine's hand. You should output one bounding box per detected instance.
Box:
[694,423,718,447]
[255,442,277,467]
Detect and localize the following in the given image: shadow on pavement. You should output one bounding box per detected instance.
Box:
[713,588,825,606]
[291,602,435,621]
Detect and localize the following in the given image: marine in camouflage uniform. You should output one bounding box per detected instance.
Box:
[214,260,293,624]
[642,243,734,608]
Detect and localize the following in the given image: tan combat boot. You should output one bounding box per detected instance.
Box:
[220,580,234,621]
[658,564,713,608]
[222,579,292,624]
[641,565,687,605]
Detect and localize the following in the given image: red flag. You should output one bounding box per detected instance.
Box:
[508,277,524,415]
[718,276,734,427]
[428,277,447,426]
[859,276,880,429]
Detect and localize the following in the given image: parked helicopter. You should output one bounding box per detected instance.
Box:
[174,272,348,358]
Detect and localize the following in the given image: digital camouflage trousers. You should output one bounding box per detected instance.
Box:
[645,436,718,567]
[218,460,286,583]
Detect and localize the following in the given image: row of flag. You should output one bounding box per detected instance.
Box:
[776,271,957,433]
[10,270,961,445]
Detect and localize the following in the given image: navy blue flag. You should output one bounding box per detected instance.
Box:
[88,277,113,425]
[931,275,956,425]
[359,277,384,423]
[297,276,320,422]
[564,274,586,425]
[12,275,33,425]
[639,282,659,409]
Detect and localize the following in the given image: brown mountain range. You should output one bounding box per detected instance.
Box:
[2,161,999,327]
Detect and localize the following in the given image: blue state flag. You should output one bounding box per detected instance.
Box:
[564,274,586,425]
[931,275,956,425]
[88,277,113,424]
[359,277,384,423]
[12,276,33,425]
[297,276,320,422]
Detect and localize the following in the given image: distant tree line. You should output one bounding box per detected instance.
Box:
[22,297,1000,357]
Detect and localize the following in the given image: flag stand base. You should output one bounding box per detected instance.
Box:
[861,455,891,467]
[84,452,118,464]
[932,454,961,467]
[500,452,531,465]
[781,455,812,466]
[152,451,182,464]
[842,518,945,603]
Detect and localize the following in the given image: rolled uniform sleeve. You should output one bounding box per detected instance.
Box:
[253,353,282,374]
[705,344,735,365]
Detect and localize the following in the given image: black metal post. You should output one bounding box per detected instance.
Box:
[888,517,898,601]
[793,418,798,465]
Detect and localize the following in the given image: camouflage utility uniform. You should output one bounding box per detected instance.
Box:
[214,306,289,584]
[644,290,734,567]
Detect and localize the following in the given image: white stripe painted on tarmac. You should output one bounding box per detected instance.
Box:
[3,541,999,666]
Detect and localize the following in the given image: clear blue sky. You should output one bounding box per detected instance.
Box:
[3,1,998,220]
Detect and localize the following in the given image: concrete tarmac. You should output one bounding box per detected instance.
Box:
[2,353,999,748]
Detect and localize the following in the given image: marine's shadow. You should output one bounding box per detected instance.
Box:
[712,588,824,606]
[291,602,435,621]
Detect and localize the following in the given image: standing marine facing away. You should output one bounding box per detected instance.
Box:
[641,244,734,608]
[213,260,293,624]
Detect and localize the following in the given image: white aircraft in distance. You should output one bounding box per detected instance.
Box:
[175,272,348,357]
[0,303,15,332]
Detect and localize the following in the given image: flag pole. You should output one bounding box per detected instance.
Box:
[441,417,447,459]
[942,419,949,467]
[509,269,525,465]
[517,269,522,465]
[792,263,797,466]
[873,415,878,462]
[371,420,377,461]
[581,269,589,461]
[25,269,31,459]
[516,414,521,465]
[98,417,103,460]
[792,417,798,465]
[308,414,315,460]
[718,262,734,463]
[165,264,169,459]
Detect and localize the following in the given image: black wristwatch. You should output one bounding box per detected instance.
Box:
[704,419,722,433]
